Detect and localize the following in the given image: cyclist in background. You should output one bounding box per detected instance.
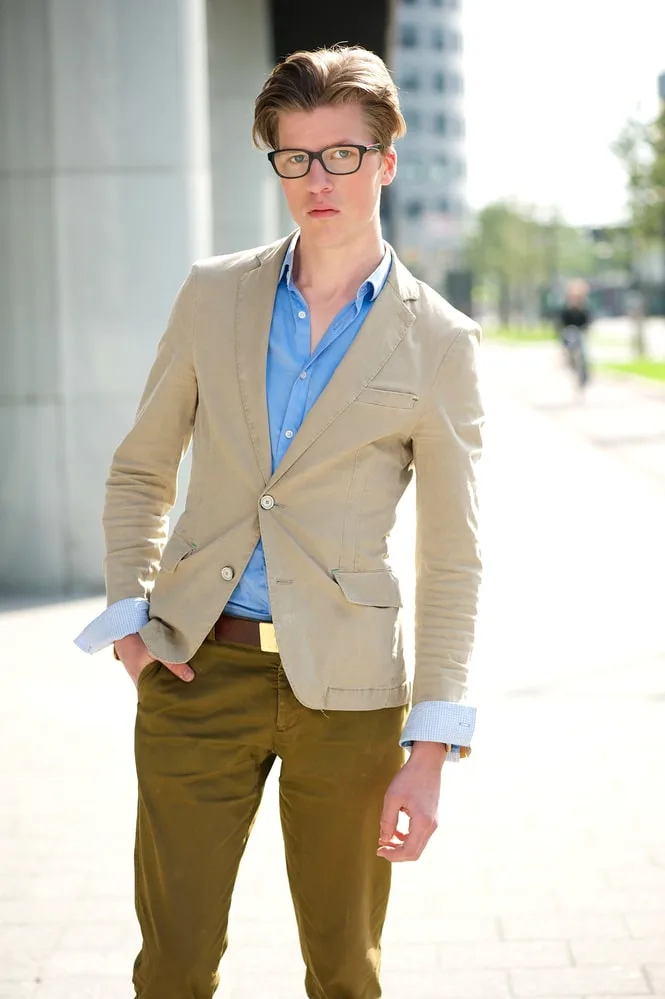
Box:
[557,279,592,388]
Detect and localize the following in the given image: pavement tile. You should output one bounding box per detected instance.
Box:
[383,912,500,942]
[380,968,511,998]
[0,899,73,924]
[435,940,570,969]
[0,985,37,998]
[29,978,131,999]
[501,914,628,941]
[602,868,665,891]
[0,874,85,903]
[53,921,140,951]
[43,947,137,978]
[570,937,665,965]
[645,964,665,992]
[378,943,439,970]
[625,912,665,938]
[0,924,62,956]
[67,895,134,923]
[509,967,651,996]
[556,890,665,914]
[217,965,303,999]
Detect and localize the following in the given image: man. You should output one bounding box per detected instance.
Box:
[75,45,484,999]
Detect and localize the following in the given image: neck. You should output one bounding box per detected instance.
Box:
[292,225,385,301]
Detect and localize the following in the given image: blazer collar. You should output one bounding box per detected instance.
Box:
[235,235,292,485]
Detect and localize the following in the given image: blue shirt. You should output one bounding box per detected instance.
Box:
[74,234,476,757]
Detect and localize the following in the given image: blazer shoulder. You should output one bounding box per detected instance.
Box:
[192,235,290,282]
[413,278,482,346]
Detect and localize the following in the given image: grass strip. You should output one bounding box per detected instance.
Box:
[602,360,665,383]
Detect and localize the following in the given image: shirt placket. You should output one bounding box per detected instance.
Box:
[275,290,312,465]
[277,286,366,463]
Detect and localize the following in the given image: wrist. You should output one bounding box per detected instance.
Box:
[408,741,449,767]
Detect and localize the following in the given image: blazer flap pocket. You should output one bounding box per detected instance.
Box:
[357,387,418,409]
[332,569,402,608]
[160,532,196,573]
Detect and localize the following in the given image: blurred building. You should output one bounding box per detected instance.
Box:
[391,0,468,290]
[0,0,395,595]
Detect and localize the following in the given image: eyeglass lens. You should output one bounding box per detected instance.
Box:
[273,146,363,178]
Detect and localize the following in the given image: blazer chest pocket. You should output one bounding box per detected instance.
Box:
[356,387,418,409]
[332,569,402,608]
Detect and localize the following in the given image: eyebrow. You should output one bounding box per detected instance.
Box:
[281,139,361,148]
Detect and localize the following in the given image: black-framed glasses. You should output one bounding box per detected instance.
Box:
[268,143,384,179]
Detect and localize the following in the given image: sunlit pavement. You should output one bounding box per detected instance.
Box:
[1,341,664,998]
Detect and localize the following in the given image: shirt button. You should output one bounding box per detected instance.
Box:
[299,371,307,379]
[220,566,235,581]
[297,310,306,319]
[260,494,275,510]
[285,430,294,439]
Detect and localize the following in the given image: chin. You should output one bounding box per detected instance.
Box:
[301,219,347,243]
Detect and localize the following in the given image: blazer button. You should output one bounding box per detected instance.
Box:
[260,495,275,510]
[221,566,235,581]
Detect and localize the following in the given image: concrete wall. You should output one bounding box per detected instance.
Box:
[207,0,288,252]
[0,0,213,593]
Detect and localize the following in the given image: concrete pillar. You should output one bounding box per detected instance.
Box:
[206,0,290,253]
[0,0,212,594]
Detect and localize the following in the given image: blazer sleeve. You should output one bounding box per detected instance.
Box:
[103,266,199,607]
[410,324,484,705]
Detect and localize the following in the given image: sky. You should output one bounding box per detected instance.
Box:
[461,0,665,225]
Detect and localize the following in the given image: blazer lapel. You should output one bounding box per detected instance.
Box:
[235,235,293,485]
[268,250,419,488]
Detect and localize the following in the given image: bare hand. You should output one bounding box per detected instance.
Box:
[114,633,195,687]
[377,742,447,862]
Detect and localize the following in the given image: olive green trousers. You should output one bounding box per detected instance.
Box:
[132,636,406,999]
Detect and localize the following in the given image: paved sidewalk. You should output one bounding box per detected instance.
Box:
[1,344,664,998]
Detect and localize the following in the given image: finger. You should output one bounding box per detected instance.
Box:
[378,828,408,846]
[378,794,401,846]
[377,813,433,863]
[162,661,195,682]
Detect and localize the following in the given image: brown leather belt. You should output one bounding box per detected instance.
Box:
[213,614,279,653]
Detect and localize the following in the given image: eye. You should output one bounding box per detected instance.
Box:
[331,147,353,159]
[289,153,307,164]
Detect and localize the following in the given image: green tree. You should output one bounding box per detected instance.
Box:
[466,201,594,326]
[613,107,665,267]
[466,202,542,325]
[613,107,665,353]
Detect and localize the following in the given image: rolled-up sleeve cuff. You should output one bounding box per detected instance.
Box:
[400,701,477,761]
[73,598,150,654]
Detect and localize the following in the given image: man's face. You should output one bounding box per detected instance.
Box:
[274,103,396,247]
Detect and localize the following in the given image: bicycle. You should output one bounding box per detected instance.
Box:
[561,324,589,390]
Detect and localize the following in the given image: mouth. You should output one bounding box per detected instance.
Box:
[307,208,339,219]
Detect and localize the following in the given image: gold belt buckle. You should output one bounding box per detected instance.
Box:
[259,622,279,653]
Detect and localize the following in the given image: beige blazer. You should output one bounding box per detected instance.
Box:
[103,234,484,712]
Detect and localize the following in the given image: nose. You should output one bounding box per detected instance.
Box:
[306,157,333,194]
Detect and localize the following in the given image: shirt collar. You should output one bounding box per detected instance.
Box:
[279,231,391,307]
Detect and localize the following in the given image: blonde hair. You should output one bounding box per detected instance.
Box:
[252,45,406,151]
[567,279,589,303]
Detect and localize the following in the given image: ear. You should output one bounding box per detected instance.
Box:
[380,146,397,187]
